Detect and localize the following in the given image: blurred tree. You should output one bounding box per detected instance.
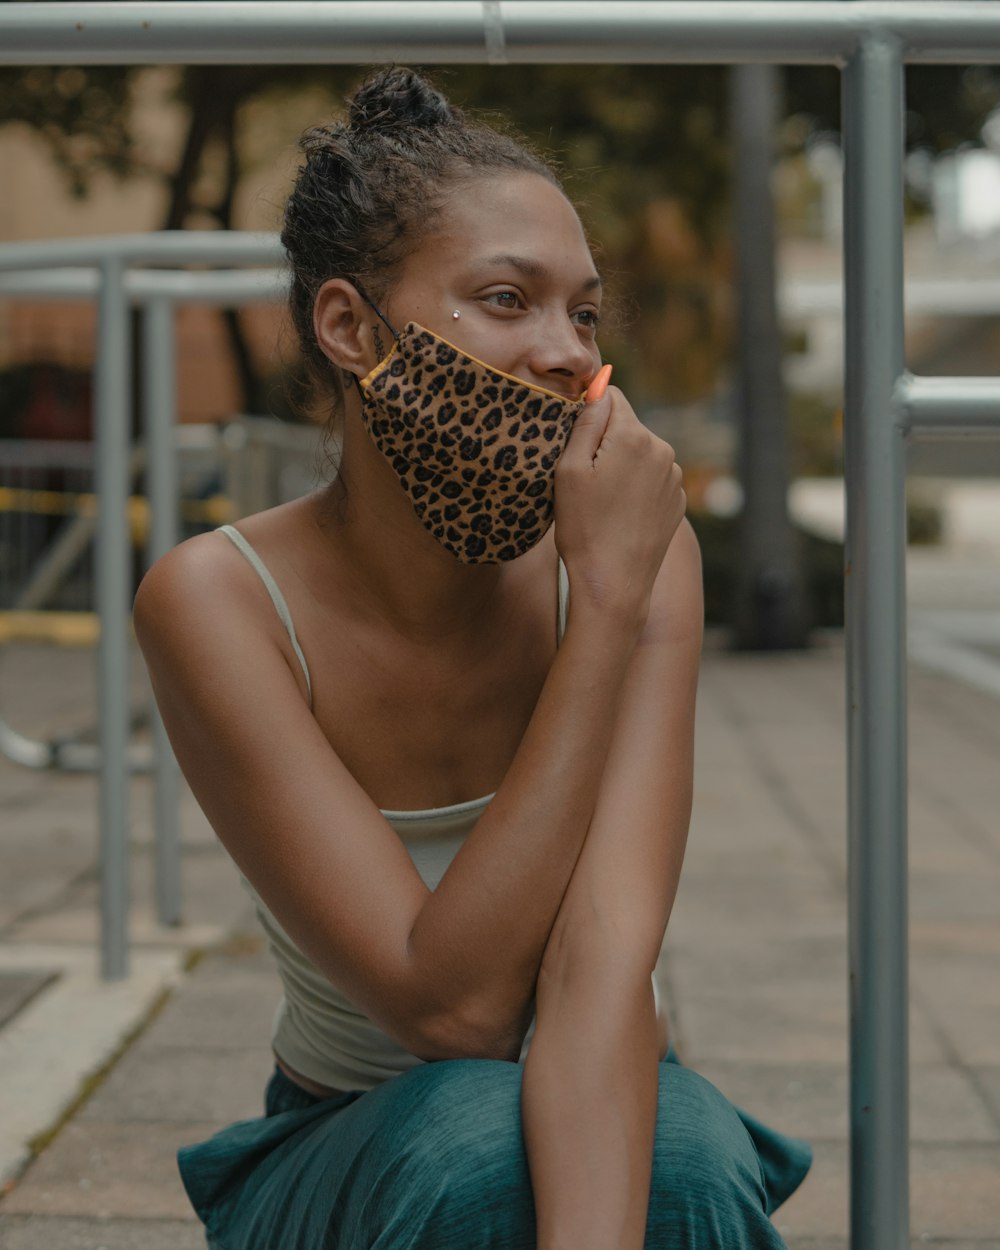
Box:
[1,64,357,414]
[2,61,999,414]
[0,64,139,195]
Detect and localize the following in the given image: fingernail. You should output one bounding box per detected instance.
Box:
[585,364,612,403]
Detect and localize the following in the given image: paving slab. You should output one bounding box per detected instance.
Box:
[78,1045,270,1124]
[2,626,999,1245]
[667,866,846,943]
[693,1060,1000,1144]
[783,1242,992,1250]
[0,1215,205,1250]
[0,640,150,742]
[0,972,57,1031]
[774,1139,1000,1242]
[912,948,1000,1064]
[4,847,253,949]
[910,917,1000,957]
[909,1144,1000,1239]
[3,1222,986,1250]
[148,967,279,1051]
[0,1121,215,1220]
[670,931,848,984]
[670,980,851,1066]
[669,956,953,1069]
[0,946,182,1187]
[969,1066,1000,1129]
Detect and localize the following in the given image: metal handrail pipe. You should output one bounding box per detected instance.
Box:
[842,33,909,1250]
[144,296,183,928]
[783,278,1000,318]
[11,269,1000,322]
[0,439,96,468]
[0,266,288,304]
[895,374,1000,435]
[0,232,283,273]
[94,255,131,980]
[2,2,1000,68]
[503,1,1000,66]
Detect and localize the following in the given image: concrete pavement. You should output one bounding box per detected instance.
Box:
[1,601,998,1247]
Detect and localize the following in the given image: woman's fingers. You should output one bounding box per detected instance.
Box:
[561,366,614,469]
[564,390,613,465]
[554,385,687,625]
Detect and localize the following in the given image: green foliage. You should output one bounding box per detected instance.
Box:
[0,66,139,195]
[905,491,944,546]
[4,59,1000,411]
[5,59,998,233]
[784,64,1000,156]
[789,392,843,478]
[432,66,731,237]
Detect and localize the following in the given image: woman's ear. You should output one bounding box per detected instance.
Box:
[313,279,382,378]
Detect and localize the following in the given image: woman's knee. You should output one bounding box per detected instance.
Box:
[365,1060,535,1247]
[647,1065,781,1248]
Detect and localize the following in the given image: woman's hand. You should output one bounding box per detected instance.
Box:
[554,386,687,627]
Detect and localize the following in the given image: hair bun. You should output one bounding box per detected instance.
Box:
[349,67,459,132]
[300,122,351,162]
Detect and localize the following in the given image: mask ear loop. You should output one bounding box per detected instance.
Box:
[350,281,401,397]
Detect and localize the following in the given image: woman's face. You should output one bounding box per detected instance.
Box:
[380,172,602,400]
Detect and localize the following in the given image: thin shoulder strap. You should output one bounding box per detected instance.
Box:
[218,525,313,705]
[557,558,569,644]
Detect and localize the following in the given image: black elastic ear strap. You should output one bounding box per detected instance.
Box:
[351,282,400,398]
[353,282,400,343]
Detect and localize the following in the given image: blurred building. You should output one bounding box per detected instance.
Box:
[0,67,292,436]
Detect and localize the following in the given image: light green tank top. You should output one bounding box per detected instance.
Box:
[218,525,569,1090]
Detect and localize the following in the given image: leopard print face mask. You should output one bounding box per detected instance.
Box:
[358,322,585,564]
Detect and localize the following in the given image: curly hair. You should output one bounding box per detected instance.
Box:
[280,67,562,411]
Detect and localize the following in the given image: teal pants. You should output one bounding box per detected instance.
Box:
[179,1050,810,1249]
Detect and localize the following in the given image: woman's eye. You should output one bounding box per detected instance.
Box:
[483,290,522,311]
[573,308,601,332]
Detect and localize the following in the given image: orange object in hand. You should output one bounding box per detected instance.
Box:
[585,364,612,403]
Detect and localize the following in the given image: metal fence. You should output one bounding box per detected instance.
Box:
[3,5,1000,1249]
[0,249,303,939]
[0,439,99,613]
[0,418,319,770]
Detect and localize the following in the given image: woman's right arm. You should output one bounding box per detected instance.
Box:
[134,391,683,1065]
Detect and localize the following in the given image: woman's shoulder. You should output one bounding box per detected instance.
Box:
[134,498,317,657]
[133,533,255,699]
[136,496,314,614]
[134,526,251,628]
[134,518,316,712]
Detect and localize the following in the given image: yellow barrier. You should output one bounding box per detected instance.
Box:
[0,488,233,543]
[0,611,101,647]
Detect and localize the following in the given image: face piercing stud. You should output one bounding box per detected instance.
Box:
[452,310,461,320]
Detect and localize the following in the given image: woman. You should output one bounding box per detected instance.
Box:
[136,67,810,1250]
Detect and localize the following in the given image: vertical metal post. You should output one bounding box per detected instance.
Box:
[730,61,808,650]
[842,35,909,1250]
[95,256,132,979]
[143,296,182,927]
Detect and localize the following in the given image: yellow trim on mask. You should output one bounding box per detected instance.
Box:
[358,322,587,404]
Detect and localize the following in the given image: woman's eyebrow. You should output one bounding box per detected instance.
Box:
[480,254,602,292]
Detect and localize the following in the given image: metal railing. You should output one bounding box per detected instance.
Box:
[0,421,309,767]
[3,5,1000,1248]
[0,245,287,953]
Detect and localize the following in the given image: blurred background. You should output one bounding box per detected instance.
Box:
[2,60,1000,637]
[3,56,1000,1247]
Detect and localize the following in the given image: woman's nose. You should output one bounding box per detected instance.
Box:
[530,315,598,392]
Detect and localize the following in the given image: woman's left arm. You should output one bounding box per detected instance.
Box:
[521,517,704,1250]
